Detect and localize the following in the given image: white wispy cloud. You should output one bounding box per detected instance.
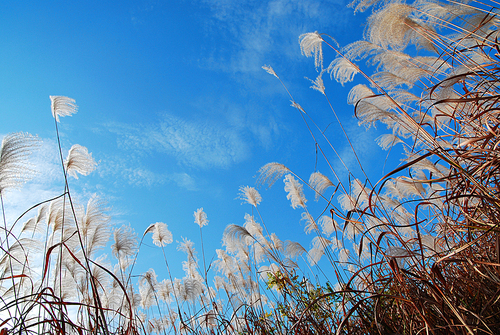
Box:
[98,158,197,191]
[198,0,350,74]
[108,112,251,169]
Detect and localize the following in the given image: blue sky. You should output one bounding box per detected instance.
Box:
[0,1,391,280]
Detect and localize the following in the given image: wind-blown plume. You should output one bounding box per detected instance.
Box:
[194,208,208,228]
[308,236,332,265]
[299,32,324,70]
[145,222,173,247]
[366,2,436,51]
[111,225,137,269]
[257,162,290,187]
[328,57,360,85]
[309,172,334,200]
[284,174,307,209]
[284,240,306,259]
[262,65,278,78]
[65,144,97,179]
[0,132,40,193]
[50,96,78,122]
[238,186,262,207]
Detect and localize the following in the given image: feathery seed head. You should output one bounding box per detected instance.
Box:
[328,57,360,85]
[65,144,97,179]
[284,240,306,259]
[338,248,350,263]
[386,245,411,267]
[223,224,253,251]
[194,207,208,228]
[112,225,137,260]
[376,133,404,150]
[238,186,262,207]
[257,162,290,187]
[0,132,40,193]
[308,236,332,265]
[177,237,196,260]
[284,174,307,209]
[318,215,337,237]
[243,213,263,238]
[291,101,306,113]
[262,65,278,78]
[299,32,324,70]
[50,96,78,122]
[148,222,173,247]
[366,3,436,51]
[306,70,326,95]
[302,211,318,234]
[309,172,334,200]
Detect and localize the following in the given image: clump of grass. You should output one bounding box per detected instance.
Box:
[2,0,500,334]
[258,0,500,333]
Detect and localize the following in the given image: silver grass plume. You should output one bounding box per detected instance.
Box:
[81,194,111,256]
[50,95,78,122]
[308,236,332,265]
[0,132,40,193]
[193,207,208,228]
[201,310,217,329]
[182,258,202,280]
[111,225,137,267]
[140,268,158,289]
[253,240,267,264]
[376,133,404,150]
[347,84,375,105]
[139,268,158,309]
[177,237,197,264]
[0,238,38,277]
[309,171,334,200]
[180,277,204,302]
[145,222,173,247]
[338,248,350,263]
[284,240,306,259]
[341,40,382,62]
[284,174,307,209]
[366,2,437,52]
[327,57,360,85]
[257,162,290,187]
[352,179,370,208]
[139,280,155,309]
[302,212,318,234]
[21,203,49,235]
[238,186,262,207]
[386,245,412,268]
[371,71,414,90]
[307,70,326,95]
[299,32,324,70]
[262,65,278,78]
[269,233,283,252]
[222,224,253,251]
[318,215,337,237]
[157,279,173,303]
[243,214,264,240]
[64,144,97,179]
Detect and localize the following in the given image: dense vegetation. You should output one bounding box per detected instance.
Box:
[1,0,500,333]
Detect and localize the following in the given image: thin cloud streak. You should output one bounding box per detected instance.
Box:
[198,0,349,75]
[107,112,250,169]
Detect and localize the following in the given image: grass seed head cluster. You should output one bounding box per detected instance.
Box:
[2,0,500,334]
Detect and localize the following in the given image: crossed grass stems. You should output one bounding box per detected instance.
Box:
[2,0,500,333]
